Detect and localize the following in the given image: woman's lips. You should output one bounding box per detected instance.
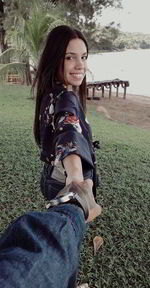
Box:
[70,73,84,79]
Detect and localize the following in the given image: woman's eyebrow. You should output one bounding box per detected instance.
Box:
[65,52,87,55]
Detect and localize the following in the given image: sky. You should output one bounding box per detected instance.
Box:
[98,0,150,34]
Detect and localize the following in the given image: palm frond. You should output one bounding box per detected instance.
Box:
[3,1,65,71]
[0,48,26,64]
[24,12,64,65]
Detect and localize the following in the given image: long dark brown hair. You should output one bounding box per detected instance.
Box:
[32,25,88,147]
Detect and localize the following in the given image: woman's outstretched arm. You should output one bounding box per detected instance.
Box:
[63,154,84,185]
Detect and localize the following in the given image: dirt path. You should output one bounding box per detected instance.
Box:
[87,92,150,130]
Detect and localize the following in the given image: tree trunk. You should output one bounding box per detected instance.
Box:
[0,0,8,52]
[0,25,8,52]
[25,61,32,85]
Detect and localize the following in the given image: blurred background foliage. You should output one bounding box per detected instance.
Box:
[0,0,150,83]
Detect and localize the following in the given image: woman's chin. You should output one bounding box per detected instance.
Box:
[67,80,83,87]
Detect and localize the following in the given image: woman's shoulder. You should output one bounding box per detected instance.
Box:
[42,85,78,105]
[40,85,80,119]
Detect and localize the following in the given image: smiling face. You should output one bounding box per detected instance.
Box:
[62,38,88,88]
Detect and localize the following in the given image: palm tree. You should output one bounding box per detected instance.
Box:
[0,1,64,84]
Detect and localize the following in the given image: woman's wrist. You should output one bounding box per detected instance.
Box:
[63,154,83,185]
[66,175,83,185]
[65,167,84,185]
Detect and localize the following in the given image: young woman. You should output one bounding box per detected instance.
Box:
[0,26,101,288]
[33,25,99,201]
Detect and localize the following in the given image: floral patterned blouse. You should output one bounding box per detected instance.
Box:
[39,84,96,192]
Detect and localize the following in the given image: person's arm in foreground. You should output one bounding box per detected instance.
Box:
[0,182,101,288]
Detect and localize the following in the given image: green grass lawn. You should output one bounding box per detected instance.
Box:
[0,85,150,287]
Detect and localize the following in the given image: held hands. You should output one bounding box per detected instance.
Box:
[74,181,102,223]
[63,154,102,222]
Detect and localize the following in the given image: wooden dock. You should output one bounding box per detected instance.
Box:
[87,79,129,100]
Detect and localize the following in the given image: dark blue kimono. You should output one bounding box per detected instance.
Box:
[39,85,98,200]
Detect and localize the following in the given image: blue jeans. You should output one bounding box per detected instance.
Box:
[0,204,86,288]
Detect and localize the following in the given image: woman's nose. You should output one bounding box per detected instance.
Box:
[75,57,84,69]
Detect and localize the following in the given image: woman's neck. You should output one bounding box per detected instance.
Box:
[66,85,73,91]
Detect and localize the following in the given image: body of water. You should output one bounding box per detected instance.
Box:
[88,49,150,97]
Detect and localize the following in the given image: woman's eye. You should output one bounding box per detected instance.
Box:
[82,55,88,60]
[65,56,73,60]
[65,55,88,61]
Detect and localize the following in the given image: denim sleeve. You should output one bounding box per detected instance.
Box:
[54,91,94,170]
[0,205,85,288]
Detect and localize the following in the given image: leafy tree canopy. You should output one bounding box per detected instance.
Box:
[2,0,121,30]
[51,0,121,27]
[0,0,122,52]
[50,0,122,49]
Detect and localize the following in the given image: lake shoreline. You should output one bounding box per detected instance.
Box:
[117,92,150,101]
[87,91,150,130]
